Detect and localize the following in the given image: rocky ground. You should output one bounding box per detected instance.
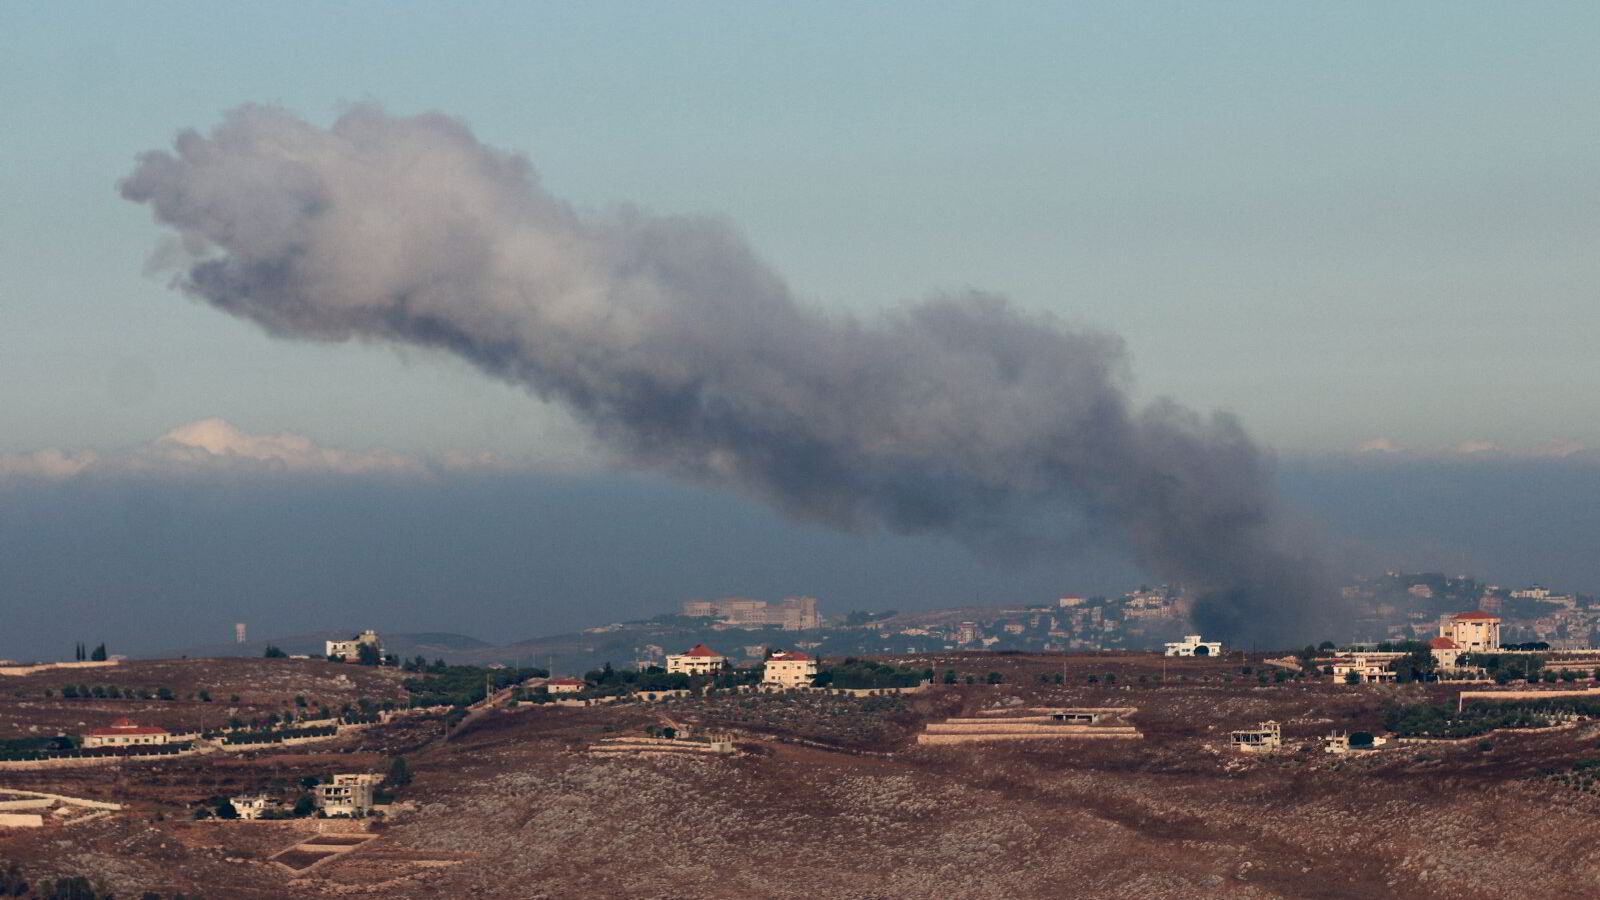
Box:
[5,653,1600,898]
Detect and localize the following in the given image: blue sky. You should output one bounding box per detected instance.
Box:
[4,2,1597,459]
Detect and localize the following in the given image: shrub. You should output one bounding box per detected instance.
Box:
[1349,731,1375,748]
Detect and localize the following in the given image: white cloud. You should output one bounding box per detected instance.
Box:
[1452,439,1501,456]
[0,448,100,479]
[152,418,420,474]
[0,419,479,480]
[1354,437,1402,454]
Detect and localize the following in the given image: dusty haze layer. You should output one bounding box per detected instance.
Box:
[120,103,1334,645]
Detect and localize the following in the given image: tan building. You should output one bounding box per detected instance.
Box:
[1440,611,1500,652]
[1229,721,1282,753]
[1333,657,1397,684]
[230,795,272,820]
[325,629,383,662]
[761,650,817,688]
[681,596,820,630]
[316,773,381,816]
[544,677,585,694]
[82,718,171,748]
[666,644,729,676]
[1428,636,1462,668]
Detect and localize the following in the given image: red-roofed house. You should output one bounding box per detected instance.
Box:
[545,677,585,695]
[667,644,728,676]
[82,718,171,748]
[762,650,818,688]
[1441,611,1500,653]
[1427,636,1462,668]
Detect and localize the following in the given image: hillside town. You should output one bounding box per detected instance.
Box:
[9,574,1600,896]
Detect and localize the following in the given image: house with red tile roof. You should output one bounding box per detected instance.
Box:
[1441,611,1500,653]
[666,643,728,676]
[761,650,817,688]
[544,677,585,695]
[1427,636,1462,668]
[81,718,171,748]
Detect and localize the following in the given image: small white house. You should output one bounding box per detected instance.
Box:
[1164,635,1223,657]
[81,718,171,748]
[761,650,817,688]
[230,795,273,820]
[544,677,585,695]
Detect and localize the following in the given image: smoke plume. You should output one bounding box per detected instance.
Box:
[122,103,1335,645]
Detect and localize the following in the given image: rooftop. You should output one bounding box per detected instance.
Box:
[85,718,169,736]
[1451,611,1499,621]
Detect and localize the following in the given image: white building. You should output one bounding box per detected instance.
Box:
[666,643,729,677]
[544,677,585,695]
[1440,611,1500,653]
[1229,721,1281,753]
[230,795,272,820]
[326,629,383,662]
[81,718,171,748]
[1164,635,1223,657]
[316,773,381,817]
[761,650,817,688]
[1333,656,1396,684]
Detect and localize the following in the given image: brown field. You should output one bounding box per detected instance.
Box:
[4,652,1600,898]
[0,657,407,738]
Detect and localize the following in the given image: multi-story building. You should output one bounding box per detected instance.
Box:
[762,650,817,688]
[316,773,381,817]
[682,596,821,630]
[1440,611,1501,652]
[666,643,729,676]
[325,629,383,662]
[956,622,979,645]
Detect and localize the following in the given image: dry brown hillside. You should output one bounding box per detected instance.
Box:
[4,653,1600,898]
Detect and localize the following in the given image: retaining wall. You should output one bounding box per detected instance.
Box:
[917,729,1141,745]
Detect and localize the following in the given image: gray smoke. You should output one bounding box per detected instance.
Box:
[121,103,1336,645]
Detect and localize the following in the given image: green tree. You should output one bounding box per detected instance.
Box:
[1344,671,1361,685]
[387,755,412,788]
[357,642,381,666]
[263,645,288,658]
[293,793,316,816]
[157,687,175,701]
[985,672,1004,684]
[214,797,240,820]
[90,644,107,662]
[942,669,958,685]
[1349,731,1375,748]
[198,690,211,702]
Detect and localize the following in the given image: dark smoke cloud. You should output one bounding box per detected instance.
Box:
[121,103,1337,645]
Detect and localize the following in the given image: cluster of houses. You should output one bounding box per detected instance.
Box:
[1332,611,1502,684]
[660,643,818,687]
